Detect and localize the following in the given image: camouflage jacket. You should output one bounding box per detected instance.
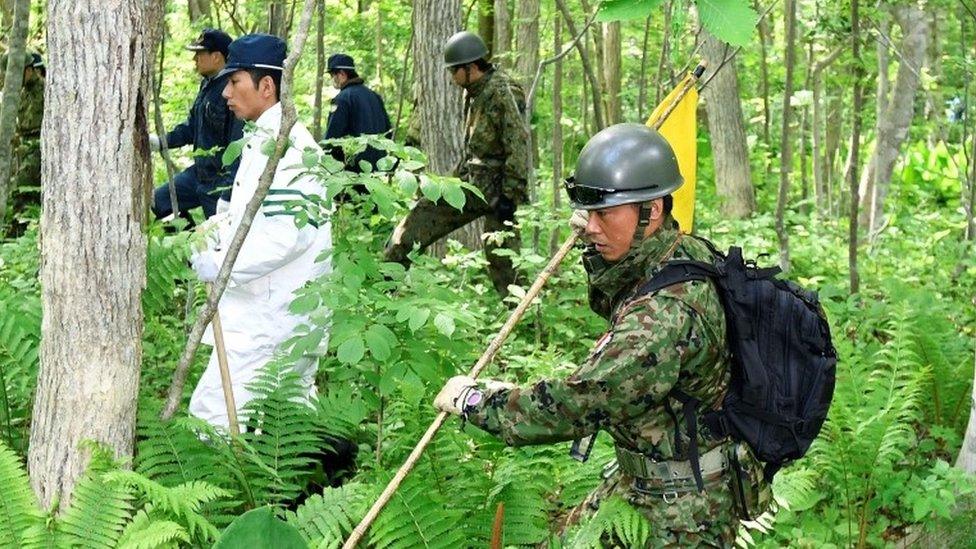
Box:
[466,219,731,462]
[457,67,530,201]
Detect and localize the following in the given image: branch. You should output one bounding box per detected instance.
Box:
[161,0,319,420]
[152,16,181,217]
[525,8,597,119]
[553,0,605,130]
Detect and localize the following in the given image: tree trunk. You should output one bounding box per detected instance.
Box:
[493,0,510,64]
[859,4,929,236]
[924,11,942,145]
[549,15,563,255]
[478,0,495,55]
[374,3,384,88]
[1,0,13,30]
[187,0,211,23]
[812,48,842,216]
[269,0,288,37]
[774,0,797,272]
[756,0,771,145]
[654,1,673,106]
[637,16,652,120]
[825,90,842,216]
[514,0,539,90]
[601,22,621,125]
[848,0,863,295]
[700,30,755,219]
[312,0,325,138]
[414,0,478,250]
[958,336,976,472]
[29,0,160,510]
[0,0,29,227]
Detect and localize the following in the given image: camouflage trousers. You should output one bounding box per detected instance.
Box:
[384,185,521,296]
[559,471,738,548]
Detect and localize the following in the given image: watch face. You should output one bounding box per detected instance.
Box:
[465,389,483,407]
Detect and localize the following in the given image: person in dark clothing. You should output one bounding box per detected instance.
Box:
[323,53,392,173]
[151,28,244,222]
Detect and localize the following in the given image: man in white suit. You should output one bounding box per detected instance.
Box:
[188,34,332,431]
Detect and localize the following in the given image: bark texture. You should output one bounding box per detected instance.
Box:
[601,21,621,124]
[514,0,539,90]
[0,0,30,225]
[493,0,511,63]
[28,0,161,509]
[700,29,755,218]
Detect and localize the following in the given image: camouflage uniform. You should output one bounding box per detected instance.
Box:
[465,218,765,547]
[385,67,530,295]
[10,74,44,212]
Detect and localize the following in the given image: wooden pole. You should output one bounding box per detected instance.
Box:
[208,284,240,437]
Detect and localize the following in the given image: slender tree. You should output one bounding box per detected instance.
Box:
[601,21,622,124]
[847,0,863,295]
[29,0,163,509]
[0,0,30,227]
[775,0,798,272]
[550,15,564,254]
[493,0,511,63]
[312,0,325,138]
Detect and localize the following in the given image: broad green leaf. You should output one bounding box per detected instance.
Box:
[222,138,245,166]
[365,324,394,361]
[419,176,441,202]
[408,308,430,331]
[301,149,319,169]
[433,313,455,338]
[214,507,306,549]
[596,0,666,22]
[697,0,757,47]
[337,336,365,364]
[442,183,466,210]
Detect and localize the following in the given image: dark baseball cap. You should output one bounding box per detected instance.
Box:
[217,34,287,78]
[327,53,356,72]
[186,29,233,57]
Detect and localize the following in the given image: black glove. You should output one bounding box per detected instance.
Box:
[493,195,517,221]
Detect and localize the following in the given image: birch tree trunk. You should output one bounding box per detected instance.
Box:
[601,22,622,125]
[28,0,160,510]
[0,0,30,227]
[956,340,976,473]
[859,4,929,235]
[700,29,755,218]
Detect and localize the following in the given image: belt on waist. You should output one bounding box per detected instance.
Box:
[614,444,728,491]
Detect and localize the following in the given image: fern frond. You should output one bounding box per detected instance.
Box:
[104,471,227,542]
[369,474,466,549]
[564,495,650,549]
[286,482,374,548]
[115,510,188,549]
[56,457,134,549]
[0,440,45,548]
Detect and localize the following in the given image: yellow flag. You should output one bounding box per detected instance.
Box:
[646,74,698,233]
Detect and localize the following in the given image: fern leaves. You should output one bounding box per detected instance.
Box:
[286,482,373,548]
[0,441,45,548]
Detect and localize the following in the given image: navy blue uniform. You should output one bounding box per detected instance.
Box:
[153,73,244,220]
[324,78,392,171]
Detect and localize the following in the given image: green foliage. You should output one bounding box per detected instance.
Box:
[0,440,45,548]
[561,495,652,548]
[286,483,374,547]
[214,506,307,549]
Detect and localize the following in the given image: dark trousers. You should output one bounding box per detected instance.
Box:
[384,187,521,296]
[152,167,220,221]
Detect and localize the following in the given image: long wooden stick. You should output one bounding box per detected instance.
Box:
[342,231,581,549]
[208,284,241,437]
[343,66,704,548]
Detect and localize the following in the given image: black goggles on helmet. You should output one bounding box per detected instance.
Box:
[564,176,617,206]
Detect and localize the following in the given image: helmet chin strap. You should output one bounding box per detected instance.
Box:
[631,202,653,250]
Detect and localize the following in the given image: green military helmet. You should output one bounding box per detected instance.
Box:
[566,123,683,210]
[443,31,489,68]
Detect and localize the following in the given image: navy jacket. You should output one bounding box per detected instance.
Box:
[325,79,392,170]
[166,73,244,198]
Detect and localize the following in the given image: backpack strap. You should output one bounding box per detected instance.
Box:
[669,388,705,492]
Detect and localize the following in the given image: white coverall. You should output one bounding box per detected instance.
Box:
[189,103,332,430]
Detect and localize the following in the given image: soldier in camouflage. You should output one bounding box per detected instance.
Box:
[435,124,769,547]
[1,52,44,227]
[385,31,530,296]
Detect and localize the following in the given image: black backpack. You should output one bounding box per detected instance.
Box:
[636,239,837,489]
